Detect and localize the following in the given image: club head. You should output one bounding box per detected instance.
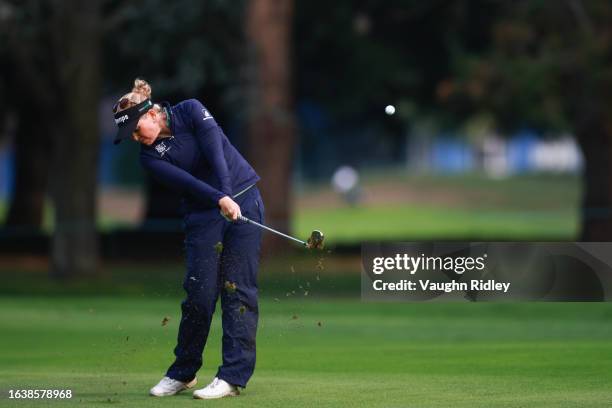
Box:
[306,230,325,250]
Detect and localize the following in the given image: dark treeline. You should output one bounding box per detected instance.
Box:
[1,0,610,278]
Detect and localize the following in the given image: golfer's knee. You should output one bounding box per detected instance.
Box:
[182,297,217,316]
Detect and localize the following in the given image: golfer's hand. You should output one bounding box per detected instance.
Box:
[219,196,241,221]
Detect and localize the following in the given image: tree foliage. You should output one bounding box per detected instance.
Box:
[442,0,612,132]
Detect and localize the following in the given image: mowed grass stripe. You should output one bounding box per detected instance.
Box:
[294,205,578,242]
[1,297,611,407]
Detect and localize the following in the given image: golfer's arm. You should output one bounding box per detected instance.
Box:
[188,99,232,196]
[141,156,226,206]
[196,127,232,197]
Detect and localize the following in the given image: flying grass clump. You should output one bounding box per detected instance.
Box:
[224,281,237,294]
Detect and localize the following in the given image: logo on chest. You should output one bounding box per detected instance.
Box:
[155,141,172,157]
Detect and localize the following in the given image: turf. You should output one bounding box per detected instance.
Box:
[1,296,611,407]
[294,173,581,242]
[294,204,577,242]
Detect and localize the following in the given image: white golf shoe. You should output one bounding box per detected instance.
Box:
[149,376,197,397]
[193,377,240,399]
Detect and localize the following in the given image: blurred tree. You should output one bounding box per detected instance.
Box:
[1,3,52,232]
[49,1,102,278]
[293,0,499,176]
[295,1,451,117]
[442,0,612,239]
[4,109,51,231]
[2,0,257,267]
[245,0,295,252]
[2,0,102,278]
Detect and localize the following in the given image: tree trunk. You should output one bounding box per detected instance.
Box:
[575,114,612,240]
[5,110,50,232]
[245,0,296,254]
[3,0,101,278]
[49,1,101,278]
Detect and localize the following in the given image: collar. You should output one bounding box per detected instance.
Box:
[160,101,174,134]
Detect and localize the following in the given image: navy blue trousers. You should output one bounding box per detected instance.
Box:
[166,186,264,388]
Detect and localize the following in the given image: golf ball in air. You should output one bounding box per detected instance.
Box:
[385,105,395,115]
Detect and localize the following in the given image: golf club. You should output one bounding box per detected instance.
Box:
[237,215,325,250]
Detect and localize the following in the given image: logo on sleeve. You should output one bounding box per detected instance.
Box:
[155,141,172,157]
[202,108,213,121]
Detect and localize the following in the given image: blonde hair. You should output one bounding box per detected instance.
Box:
[113,78,162,114]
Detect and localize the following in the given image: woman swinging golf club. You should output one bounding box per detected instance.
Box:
[113,79,263,399]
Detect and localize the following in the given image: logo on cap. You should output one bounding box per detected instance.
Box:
[115,114,129,125]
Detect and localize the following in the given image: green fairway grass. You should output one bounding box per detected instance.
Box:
[294,204,577,242]
[294,172,581,242]
[1,296,611,407]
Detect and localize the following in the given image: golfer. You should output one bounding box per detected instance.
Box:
[113,79,263,399]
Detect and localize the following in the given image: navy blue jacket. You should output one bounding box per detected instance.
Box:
[140,99,260,213]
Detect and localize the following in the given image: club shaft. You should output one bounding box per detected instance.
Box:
[239,215,306,246]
